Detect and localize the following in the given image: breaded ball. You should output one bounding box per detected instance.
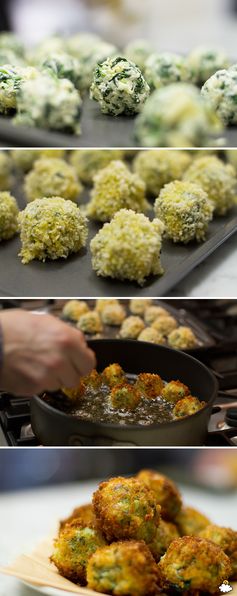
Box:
[175,505,210,536]
[199,524,237,579]
[87,160,149,222]
[24,158,82,203]
[95,299,119,314]
[87,540,159,596]
[158,536,231,593]
[173,396,205,419]
[138,327,166,345]
[69,150,123,185]
[0,151,13,190]
[62,300,89,322]
[161,380,190,404]
[168,326,198,350]
[119,316,145,339]
[93,476,160,543]
[60,503,95,532]
[90,56,150,117]
[137,469,182,521]
[90,209,164,287]
[149,519,180,561]
[51,519,106,584]
[102,364,125,387]
[10,149,65,173]
[133,150,191,197]
[144,52,190,90]
[134,83,222,148]
[144,305,170,324]
[135,374,164,399]
[0,192,19,241]
[101,304,126,326]
[77,311,102,334]
[152,315,177,336]
[62,370,102,402]
[154,180,214,243]
[183,155,237,215]
[18,197,88,264]
[109,383,142,411]
[187,46,230,85]
[129,299,152,315]
[124,39,153,72]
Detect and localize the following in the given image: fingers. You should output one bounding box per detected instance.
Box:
[66,327,97,377]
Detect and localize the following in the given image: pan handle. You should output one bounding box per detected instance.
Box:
[213,401,237,411]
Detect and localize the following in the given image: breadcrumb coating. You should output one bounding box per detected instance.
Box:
[18,197,88,264]
[95,299,119,313]
[101,304,126,326]
[90,209,164,286]
[102,364,125,387]
[138,327,166,345]
[69,150,123,185]
[135,83,222,147]
[136,469,182,521]
[154,180,214,243]
[144,305,170,324]
[0,151,13,190]
[151,315,177,336]
[0,191,19,240]
[184,155,237,215]
[60,503,95,532]
[199,524,237,579]
[24,158,82,203]
[77,311,102,334]
[87,160,149,222]
[109,383,142,411]
[149,519,179,561]
[133,150,191,196]
[62,300,89,322]
[161,380,190,404]
[135,374,164,400]
[175,505,210,536]
[129,298,152,315]
[119,316,145,339]
[10,149,65,172]
[90,56,150,116]
[173,396,206,419]
[168,326,198,349]
[144,52,191,90]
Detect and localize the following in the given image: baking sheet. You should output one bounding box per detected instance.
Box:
[0,98,237,148]
[0,185,236,297]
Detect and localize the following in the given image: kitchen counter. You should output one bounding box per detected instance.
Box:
[0,480,237,595]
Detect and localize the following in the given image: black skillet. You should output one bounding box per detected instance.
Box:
[31,339,218,446]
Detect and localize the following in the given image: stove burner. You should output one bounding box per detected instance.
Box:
[226,408,237,427]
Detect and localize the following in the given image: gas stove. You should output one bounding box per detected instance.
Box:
[0,300,237,446]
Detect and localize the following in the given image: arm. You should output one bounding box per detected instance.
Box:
[0,309,96,396]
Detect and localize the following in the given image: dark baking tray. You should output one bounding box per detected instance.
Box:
[0,97,237,147]
[0,186,236,298]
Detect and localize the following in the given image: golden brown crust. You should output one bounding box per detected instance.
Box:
[59,503,95,532]
[137,469,182,521]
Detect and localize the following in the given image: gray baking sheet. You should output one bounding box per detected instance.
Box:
[0,98,236,147]
[0,187,236,298]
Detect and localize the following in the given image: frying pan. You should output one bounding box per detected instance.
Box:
[31,339,218,446]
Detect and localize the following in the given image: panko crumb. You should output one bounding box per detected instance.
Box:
[133,150,191,197]
[152,315,177,336]
[90,209,164,286]
[129,299,152,315]
[62,300,89,322]
[77,311,102,334]
[183,155,237,215]
[168,326,198,350]
[95,299,119,313]
[24,158,82,203]
[101,304,126,326]
[119,316,145,339]
[138,327,166,345]
[0,191,19,240]
[144,306,170,324]
[69,149,123,185]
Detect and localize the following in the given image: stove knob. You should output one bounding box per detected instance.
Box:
[226,408,237,427]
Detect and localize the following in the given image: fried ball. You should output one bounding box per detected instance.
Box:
[135,374,164,400]
[183,155,237,215]
[199,525,237,579]
[175,505,210,536]
[77,311,102,334]
[149,519,180,561]
[138,327,166,345]
[102,364,125,388]
[62,300,89,322]
[87,540,159,596]
[201,68,237,126]
[129,299,152,315]
[152,315,177,336]
[24,158,82,203]
[0,191,19,241]
[144,52,190,90]
[144,305,170,324]
[18,197,88,264]
[90,56,150,117]
[154,180,214,244]
[187,46,230,85]
[137,469,182,521]
[90,209,164,287]
[161,380,190,404]
[119,316,145,339]
[168,326,198,350]
[0,151,13,190]
[10,149,65,173]
[60,503,95,532]
[101,304,126,326]
[95,299,120,314]
[133,150,191,197]
[173,396,206,419]
[109,383,142,411]
[87,160,149,222]
[62,370,102,402]
[51,520,106,584]
[134,83,222,148]
[124,39,153,73]
[93,476,160,543]
[14,74,82,135]
[158,536,231,593]
[69,150,123,185]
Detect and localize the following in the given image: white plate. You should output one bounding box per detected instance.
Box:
[23,582,73,595]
